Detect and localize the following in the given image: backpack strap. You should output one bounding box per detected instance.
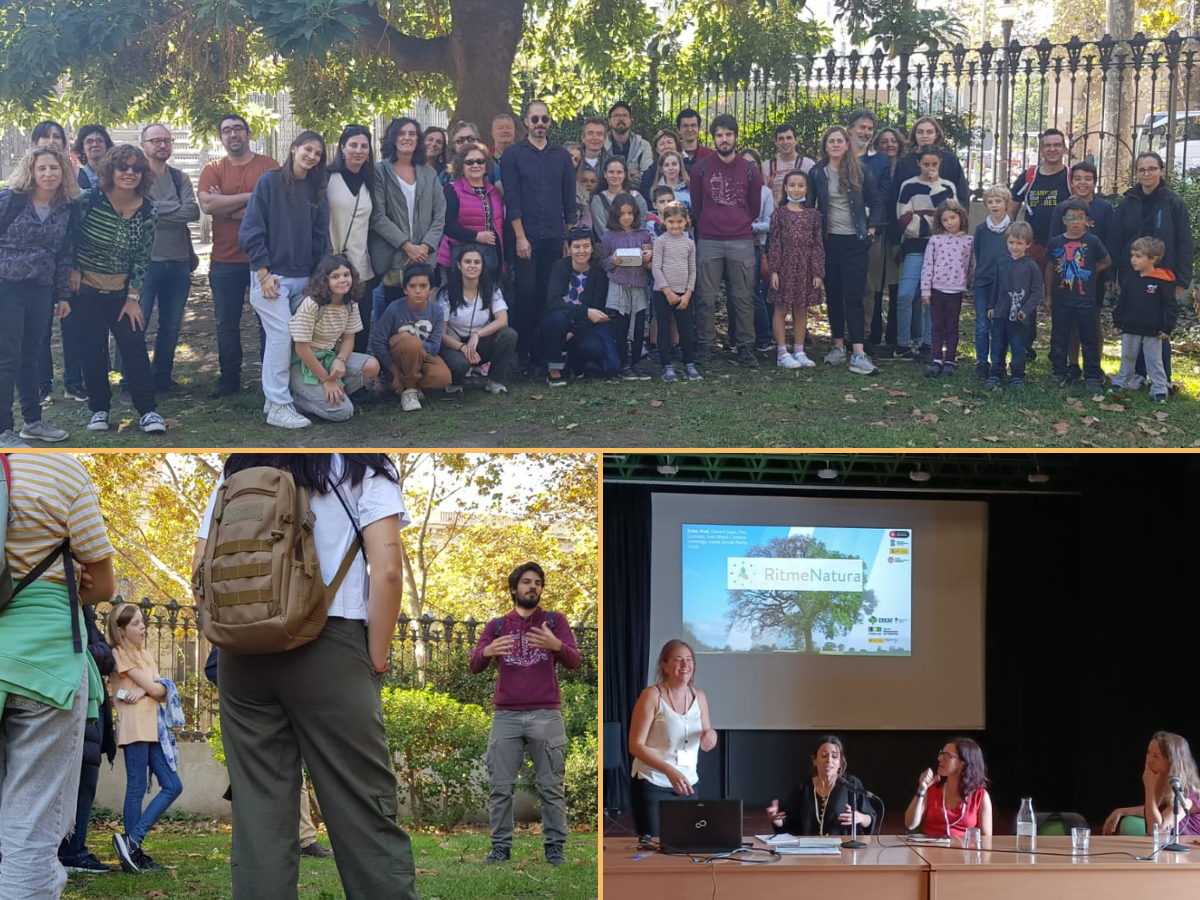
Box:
[11,540,83,653]
[492,616,504,637]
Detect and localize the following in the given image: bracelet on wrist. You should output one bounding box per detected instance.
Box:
[915,791,926,799]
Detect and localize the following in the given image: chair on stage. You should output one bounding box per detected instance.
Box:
[1036,811,1089,835]
[603,721,624,818]
[1117,815,1148,836]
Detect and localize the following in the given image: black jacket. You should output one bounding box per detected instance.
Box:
[1112,182,1194,289]
[83,606,116,767]
[1113,267,1179,336]
[545,257,610,332]
[808,164,884,242]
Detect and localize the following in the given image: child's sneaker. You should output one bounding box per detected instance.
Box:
[925,362,943,378]
[942,361,957,377]
[1010,378,1026,391]
[1085,379,1103,394]
[975,361,989,380]
[793,350,815,368]
[777,349,802,369]
[984,376,1001,389]
[662,365,678,382]
[824,345,847,366]
[1152,393,1168,403]
[685,364,703,381]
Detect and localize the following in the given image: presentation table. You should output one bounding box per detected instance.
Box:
[602,835,930,899]
[916,834,1200,900]
[602,835,1200,899]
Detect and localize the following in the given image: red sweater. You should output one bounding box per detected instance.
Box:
[469,607,580,710]
[690,153,764,242]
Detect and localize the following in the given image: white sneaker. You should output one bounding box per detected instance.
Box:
[139,412,167,434]
[824,345,847,365]
[793,350,816,368]
[777,350,802,369]
[266,402,311,429]
[87,411,110,432]
[849,352,879,375]
[400,389,422,412]
[485,382,508,394]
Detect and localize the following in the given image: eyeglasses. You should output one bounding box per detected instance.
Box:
[83,137,109,147]
[464,158,487,166]
[528,115,550,125]
[454,135,480,144]
[1041,143,1065,150]
[114,163,144,174]
[1136,167,1162,174]
[143,137,173,146]
[936,751,960,760]
[1063,214,1087,222]
[220,125,248,136]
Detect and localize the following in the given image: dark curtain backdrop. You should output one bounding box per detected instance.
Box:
[603,456,1200,827]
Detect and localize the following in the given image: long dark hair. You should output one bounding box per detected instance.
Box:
[424,126,448,172]
[223,453,399,493]
[810,735,848,778]
[306,253,364,306]
[948,737,989,799]
[382,117,427,165]
[281,130,328,202]
[328,124,376,193]
[606,191,644,232]
[443,244,497,315]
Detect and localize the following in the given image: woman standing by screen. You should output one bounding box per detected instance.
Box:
[627,639,717,847]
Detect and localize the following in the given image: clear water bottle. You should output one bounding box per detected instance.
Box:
[1016,797,1037,852]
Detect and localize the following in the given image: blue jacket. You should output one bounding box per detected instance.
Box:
[238,169,330,277]
[808,164,884,242]
[501,139,577,240]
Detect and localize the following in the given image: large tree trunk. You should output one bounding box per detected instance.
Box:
[447,0,525,129]
[1104,0,1135,191]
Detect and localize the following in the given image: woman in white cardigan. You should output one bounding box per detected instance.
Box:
[328,125,377,352]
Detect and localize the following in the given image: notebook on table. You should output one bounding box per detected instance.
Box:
[659,799,744,855]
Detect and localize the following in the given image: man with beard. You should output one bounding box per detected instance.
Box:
[690,113,764,365]
[501,100,577,366]
[604,102,653,182]
[470,562,580,866]
[197,114,278,397]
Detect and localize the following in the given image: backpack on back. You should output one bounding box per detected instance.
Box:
[195,466,362,655]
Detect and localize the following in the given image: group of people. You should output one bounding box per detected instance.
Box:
[0,451,583,900]
[2,106,1193,445]
[629,639,1200,845]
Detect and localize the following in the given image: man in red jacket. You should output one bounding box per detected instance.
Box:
[470,561,580,866]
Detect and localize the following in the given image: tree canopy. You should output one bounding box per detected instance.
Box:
[0,0,964,137]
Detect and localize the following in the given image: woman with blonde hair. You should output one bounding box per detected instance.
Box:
[0,146,79,446]
[627,639,717,845]
[1104,732,1200,835]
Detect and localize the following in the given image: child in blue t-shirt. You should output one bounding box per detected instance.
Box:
[1045,197,1111,393]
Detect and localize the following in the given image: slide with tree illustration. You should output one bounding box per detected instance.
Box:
[681,524,911,655]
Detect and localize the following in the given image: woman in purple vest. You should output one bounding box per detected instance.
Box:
[438,141,504,285]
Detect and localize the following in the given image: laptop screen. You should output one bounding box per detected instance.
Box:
[659,799,744,855]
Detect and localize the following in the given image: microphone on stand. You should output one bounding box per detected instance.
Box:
[838,778,868,849]
[1163,776,1191,853]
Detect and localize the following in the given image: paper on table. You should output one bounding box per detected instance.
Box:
[775,845,843,855]
[905,835,952,845]
[755,835,845,849]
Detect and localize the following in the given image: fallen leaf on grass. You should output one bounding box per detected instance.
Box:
[531,395,544,401]
[148,892,168,899]
[117,421,129,433]
[565,422,578,429]
[164,417,181,428]
[649,399,663,408]
[888,390,909,397]
[921,413,939,423]
[577,399,587,406]
[1137,421,1164,436]
[844,394,859,403]
[438,842,452,850]
[1156,411,1169,422]
[1066,398,1085,410]
[1052,422,1070,435]
[867,420,889,426]
[1080,416,1099,426]
[1098,403,1125,412]
[1153,437,1167,446]
[416,869,437,876]
[981,435,1001,442]
[1193,439,1200,447]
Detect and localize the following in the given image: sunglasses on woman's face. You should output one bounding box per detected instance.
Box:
[114,163,144,174]
[464,158,487,166]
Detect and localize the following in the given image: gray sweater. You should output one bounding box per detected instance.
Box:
[368,162,446,279]
[147,165,199,262]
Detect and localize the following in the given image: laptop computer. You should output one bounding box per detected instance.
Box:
[659,799,744,855]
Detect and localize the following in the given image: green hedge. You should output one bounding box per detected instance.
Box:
[564,732,599,830]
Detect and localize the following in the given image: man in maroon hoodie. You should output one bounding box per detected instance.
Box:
[690,113,765,366]
[470,561,580,866]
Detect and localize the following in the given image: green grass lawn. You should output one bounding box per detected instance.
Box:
[30,274,1200,448]
[63,824,598,900]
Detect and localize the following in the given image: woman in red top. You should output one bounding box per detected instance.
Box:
[905,737,993,837]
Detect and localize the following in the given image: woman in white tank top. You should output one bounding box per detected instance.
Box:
[628,639,717,842]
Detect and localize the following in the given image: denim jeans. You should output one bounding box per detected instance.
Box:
[0,279,52,433]
[973,284,992,365]
[989,316,1028,381]
[74,287,158,416]
[248,272,310,406]
[209,261,265,389]
[38,307,85,395]
[0,669,88,900]
[58,762,101,864]
[138,259,192,389]
[896,252,926,347]
[538,310,619,375]
[122,740,183,845]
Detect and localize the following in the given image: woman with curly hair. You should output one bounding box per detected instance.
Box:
[238,129,331,429]
[0,146,79,446]
[72,144,166,435]
[438,141,504,284]
[287,252,380,422]
[905,737,993,837]
[1104,731,1200,836]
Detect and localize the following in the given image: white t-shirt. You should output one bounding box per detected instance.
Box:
[393,171,417,238]
[438,288,508,341]
[198,456,410,621]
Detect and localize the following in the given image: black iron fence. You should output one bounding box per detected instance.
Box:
[96,599,597,741]
[534,32,1200,198]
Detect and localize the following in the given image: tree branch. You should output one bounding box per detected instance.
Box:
[350,2,453,77]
